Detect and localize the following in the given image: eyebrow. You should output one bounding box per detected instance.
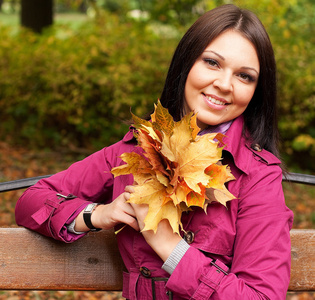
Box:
[242,66,259,76]
[204,50,259,75]
[204,50,225,61]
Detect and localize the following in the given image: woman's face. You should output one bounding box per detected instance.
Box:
[184,30,260,129]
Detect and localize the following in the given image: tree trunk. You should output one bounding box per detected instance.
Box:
[21,0,54,34]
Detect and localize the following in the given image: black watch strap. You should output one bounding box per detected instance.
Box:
[83,203,101,231]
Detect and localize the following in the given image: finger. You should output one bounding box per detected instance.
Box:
[123,202,137,218]
[119,193,137,217]
[125,185,135,193]
[123,191,131,201]
[120,214,140,231]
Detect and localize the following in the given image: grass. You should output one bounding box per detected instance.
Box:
[0,13,19,26]
[0,12,90,30]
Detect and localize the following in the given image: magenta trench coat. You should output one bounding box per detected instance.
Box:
[15,115,293,299]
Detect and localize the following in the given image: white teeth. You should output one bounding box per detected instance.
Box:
[205,95,225,106]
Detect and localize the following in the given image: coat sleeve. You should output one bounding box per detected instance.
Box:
[166,167,294,299]
[15,148,115,243]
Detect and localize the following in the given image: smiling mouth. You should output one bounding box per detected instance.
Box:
[203,94,227,106]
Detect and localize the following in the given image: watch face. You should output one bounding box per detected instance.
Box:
[85,204,94,213]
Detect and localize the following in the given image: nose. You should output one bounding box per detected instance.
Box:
[213,72,233,93]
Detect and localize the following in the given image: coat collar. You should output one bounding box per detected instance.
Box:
[223,115,281,175]
[122,127,137,142]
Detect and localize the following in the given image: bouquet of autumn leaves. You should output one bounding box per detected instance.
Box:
[111,101,235,234]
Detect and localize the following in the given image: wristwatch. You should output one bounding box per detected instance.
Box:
[83,203,101,231]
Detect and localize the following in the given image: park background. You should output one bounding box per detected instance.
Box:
[0,0,314,299]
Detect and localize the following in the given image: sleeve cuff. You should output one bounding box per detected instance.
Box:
[66,219,86,234]
[162,238,190,274]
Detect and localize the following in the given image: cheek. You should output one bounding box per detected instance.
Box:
[235,86,256,107]
[186,66,206,92]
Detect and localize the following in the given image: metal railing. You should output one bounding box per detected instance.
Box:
[0,172,314,194]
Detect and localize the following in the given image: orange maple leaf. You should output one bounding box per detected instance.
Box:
[111,101,236,234]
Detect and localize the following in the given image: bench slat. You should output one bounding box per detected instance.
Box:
[289,229,315,291]
[0,227,124,291]
[0,227,314,291]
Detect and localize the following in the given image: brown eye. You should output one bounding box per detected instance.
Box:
[203,58,219,68]
[239,73,255,82]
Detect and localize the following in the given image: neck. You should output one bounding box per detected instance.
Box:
[198,120,234,136]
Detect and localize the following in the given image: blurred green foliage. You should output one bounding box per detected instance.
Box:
[239,0,315,171]
[267,0,315,171]
[0,11,177,149]
[0,0,314,172]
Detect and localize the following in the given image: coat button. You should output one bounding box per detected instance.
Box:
[184,231,194,244]
[252,144,262,152]
[166,290,173,298]
[140,266,151,278]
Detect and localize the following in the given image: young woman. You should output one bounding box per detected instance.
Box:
[16,4,293,299]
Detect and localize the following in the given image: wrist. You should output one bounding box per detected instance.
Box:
[83,203,102,231]
[143,220,182,262]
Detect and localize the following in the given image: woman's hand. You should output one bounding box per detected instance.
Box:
[125,185,182,262]
[74,190,140,232]
[124,185,148,231]
[92,191,140,231]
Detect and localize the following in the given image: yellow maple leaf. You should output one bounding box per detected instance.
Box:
[190,113,200,141]
[161,114,194,162]
[128,178,182,233]
[144,201,182,234]
[111,100,236,234]
[177,135,224,193]
[205,186,235,210]
[205,162,235,190]
[150,102,174,136]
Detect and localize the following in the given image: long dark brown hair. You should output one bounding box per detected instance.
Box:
[160,4,280,158]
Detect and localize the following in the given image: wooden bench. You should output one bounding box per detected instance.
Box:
[0,173,314,292]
